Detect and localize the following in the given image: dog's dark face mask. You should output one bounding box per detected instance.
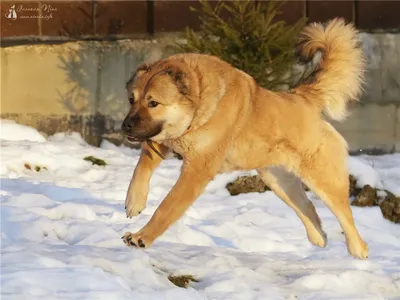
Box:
[121,104,164,142]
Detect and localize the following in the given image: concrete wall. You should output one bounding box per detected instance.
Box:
[332,33,400,153]
[0,38,176,145]
[1,33,400,151]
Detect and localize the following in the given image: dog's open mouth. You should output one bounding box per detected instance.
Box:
[126,135,143,143]
[125,132,158,143]
[123,124,163,144]
[125,135,165,159]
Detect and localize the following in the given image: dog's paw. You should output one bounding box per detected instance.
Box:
[122,232,154,249]
[125,192,147,218]
[347,240,369,260]
[125,202,146,218]
[307,229,328,248]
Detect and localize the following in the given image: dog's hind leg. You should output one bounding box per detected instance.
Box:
[257,167,327,248]
[298,125,368,259]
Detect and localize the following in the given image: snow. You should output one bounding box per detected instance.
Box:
[352,154,400,197]
[1,121,399,300]
[348,156,383,189]
[0,119,46,142]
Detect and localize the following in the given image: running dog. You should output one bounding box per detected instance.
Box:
[121,19,368,259]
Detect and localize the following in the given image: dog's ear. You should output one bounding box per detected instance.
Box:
[164,65,190,96]
[136,63,151,77]
[126,63,151,89]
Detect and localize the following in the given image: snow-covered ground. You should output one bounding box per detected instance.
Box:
[1,120,399,300]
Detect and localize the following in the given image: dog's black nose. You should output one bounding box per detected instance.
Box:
[122,114,140,131]
[122,119,132,130]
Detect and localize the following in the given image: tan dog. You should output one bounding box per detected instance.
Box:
[121,19,368,259]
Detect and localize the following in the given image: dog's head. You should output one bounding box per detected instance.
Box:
[122,60,197,143]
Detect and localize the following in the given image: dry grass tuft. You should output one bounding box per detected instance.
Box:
[168,274,199,288]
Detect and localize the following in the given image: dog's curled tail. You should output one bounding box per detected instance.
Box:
[295,18,365,121]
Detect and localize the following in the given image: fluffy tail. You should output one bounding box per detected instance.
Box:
[294,18,365,121]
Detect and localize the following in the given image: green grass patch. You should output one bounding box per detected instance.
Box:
[84,156,107,166]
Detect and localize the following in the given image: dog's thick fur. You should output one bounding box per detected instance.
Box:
[121,19,368,259]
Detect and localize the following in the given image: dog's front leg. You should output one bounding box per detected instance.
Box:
[122,154,222,248]
[125,142,170,218]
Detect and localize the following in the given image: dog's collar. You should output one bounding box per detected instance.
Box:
[147,125,191,160]
[146,140,165,160]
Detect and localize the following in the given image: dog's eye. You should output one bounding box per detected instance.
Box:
[128,97,134,105]
[148,100,159,108]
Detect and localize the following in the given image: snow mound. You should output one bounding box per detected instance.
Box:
[0,119,46,142]
[348,156,383,189]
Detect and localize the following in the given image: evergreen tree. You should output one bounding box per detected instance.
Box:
[177,0,306,90]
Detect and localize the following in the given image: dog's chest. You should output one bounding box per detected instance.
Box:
[161,139,192,157]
